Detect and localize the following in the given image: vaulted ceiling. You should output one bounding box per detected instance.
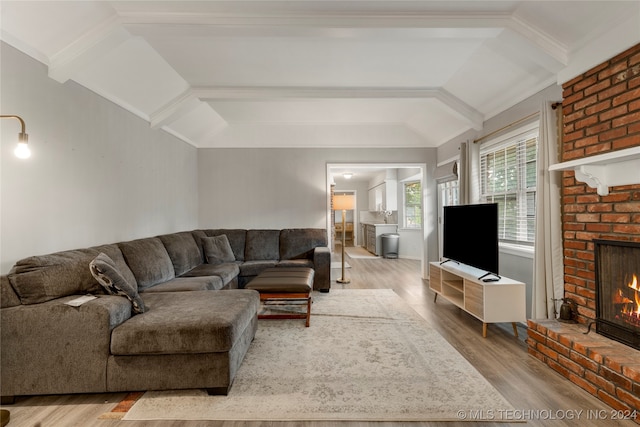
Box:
[2,1,639,148]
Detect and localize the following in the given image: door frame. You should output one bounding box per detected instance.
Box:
[326,162,428,276]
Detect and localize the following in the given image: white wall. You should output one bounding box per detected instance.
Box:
[1,43,199,273]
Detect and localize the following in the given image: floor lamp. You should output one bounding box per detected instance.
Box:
[333,194,354,284]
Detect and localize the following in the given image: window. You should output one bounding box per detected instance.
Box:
[480,125,538,245]
[439,179,459,208]
[403,181,422,228]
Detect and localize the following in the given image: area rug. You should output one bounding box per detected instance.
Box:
[344,246,379,259]
[123,289,515,422]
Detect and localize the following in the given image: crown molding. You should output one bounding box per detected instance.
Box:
[48,15,128,83]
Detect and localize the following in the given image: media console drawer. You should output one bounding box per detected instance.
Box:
[464,280,484,318]
[428,261,525,338]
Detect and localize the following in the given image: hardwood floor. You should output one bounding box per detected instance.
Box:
[2,250,636,427]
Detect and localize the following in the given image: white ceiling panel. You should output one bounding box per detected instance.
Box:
[0,1,116,60]
[142,37,488,88]
[2,1,639,148]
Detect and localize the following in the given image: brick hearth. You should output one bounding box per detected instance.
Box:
[528,319,640,420]
[527,43,640,421]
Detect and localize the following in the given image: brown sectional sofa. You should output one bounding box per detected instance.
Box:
[0,228,329,401]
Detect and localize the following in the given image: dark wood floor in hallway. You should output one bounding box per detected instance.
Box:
[2,251,636,427]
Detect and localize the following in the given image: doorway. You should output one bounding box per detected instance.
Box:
[326,163,428,276]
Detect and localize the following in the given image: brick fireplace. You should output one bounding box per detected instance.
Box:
[528,43,640,419]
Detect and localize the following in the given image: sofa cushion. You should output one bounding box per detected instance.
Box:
[245,230,280,261]
[139,276,224,292]
[240,260,278,277]
[277,259,314,269]
[118,238,175,290]
[279,228,327,260]
[202,229,247,262]
[202,235,235,265]
[90,253,147,314]
[181,263,240,286]
[110,290,260,355]
[8,248,102,305]
[157,232,203,276]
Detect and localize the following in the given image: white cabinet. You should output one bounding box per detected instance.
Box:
[429,261,526,337]
[368,180,396,211]
[368,186,383,211]
[383,180,397,211]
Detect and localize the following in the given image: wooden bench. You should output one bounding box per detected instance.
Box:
[245,267,314,327]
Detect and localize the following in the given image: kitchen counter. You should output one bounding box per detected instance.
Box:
[362,223,398,255]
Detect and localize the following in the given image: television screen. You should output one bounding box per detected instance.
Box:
[443,203,499,275]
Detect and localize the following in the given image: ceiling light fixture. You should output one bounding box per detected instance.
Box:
[343,173,353,179]
[1,115,31,159]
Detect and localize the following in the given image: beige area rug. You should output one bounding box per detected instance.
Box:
[123,289,515,422]
[344,246,380,259]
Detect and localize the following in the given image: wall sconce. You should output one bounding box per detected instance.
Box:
[1,115,31,159]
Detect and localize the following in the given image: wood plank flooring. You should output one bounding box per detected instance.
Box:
[2,250,636,427]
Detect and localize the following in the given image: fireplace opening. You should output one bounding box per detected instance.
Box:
[594,239,640,350]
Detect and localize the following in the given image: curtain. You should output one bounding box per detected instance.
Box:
[459,140,481,204]
[532,101,564,319]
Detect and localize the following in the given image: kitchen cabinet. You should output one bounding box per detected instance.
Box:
[368,186,382,211]
[363,223,398,256]
[368,180,397,211]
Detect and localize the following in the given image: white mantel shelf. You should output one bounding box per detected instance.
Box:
[549,146,640,196]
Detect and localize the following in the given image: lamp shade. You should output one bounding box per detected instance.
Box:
[333,194,355,211]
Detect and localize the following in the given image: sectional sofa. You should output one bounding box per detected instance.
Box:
[0,228,330,401]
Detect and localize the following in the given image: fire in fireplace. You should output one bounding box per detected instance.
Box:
[594,239,640,350]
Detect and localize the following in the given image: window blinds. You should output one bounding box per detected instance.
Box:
[480,127,539,244]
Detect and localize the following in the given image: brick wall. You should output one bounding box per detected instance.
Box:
[560,43,640,324]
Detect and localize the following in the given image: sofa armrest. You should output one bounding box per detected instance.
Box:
[313,246,331,292]
[1,295,131,397]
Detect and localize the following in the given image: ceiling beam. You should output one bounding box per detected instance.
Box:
[193,86,483,130]
[149,89,202,129]
[48,15,129,83]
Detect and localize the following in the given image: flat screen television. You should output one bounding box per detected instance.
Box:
[442,203,499,277]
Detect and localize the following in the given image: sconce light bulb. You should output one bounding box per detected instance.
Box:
[14,141,31,159]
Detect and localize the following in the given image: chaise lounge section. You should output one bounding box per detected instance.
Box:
[1,228,329,401]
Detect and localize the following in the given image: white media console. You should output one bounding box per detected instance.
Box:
[429,261,526,338]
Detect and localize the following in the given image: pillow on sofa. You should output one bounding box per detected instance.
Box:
[90,253,147,314]
[202,235,235,265]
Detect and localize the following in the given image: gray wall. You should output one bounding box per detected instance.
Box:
[1,43,199,273]
[0,41,441,277]
[198,148,439,275]
[436,83,563,317]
